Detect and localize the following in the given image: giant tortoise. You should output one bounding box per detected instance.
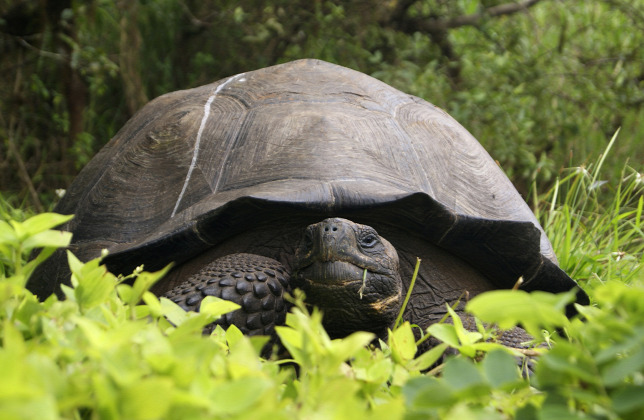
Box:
[28,59,588,344]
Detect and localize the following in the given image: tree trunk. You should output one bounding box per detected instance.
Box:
[46,0,88,178]
[119,0,148,116]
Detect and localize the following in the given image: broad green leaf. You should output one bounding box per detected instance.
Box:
[442,357,489,396]
[611,385,644,415]
[330,331,375,362]
[406,343,448,372]
[2,320,26,354]
[466,290,574,338]
[210,377,271,415]
[22,230,72,252]
[59,284,76,302]
[595,327,644,364]
[68,254,117,310]
[446,306,469,344]
[0,220,17,244]
[443,308,483,356]
[75,266,116,310]
[225,324,245,348]
[20,213,73,236]
[200,296,241,318]
[121,378,174,420]
[0,393,58,420]
[159,297,188,326]
[427,323,460,347]
[537,402,587,420]
[364,358,393,384]
[403,376,455,409]
[275,325,303,361]
[248,335,271,356]
[457,344,478,358]
[601,345,644,387]
[391,363,410,387]
[66,251,84,287]
[573,303,601,321]
[74,316,107,349]
[538,341,601,386]
[133,304,151,319]
[92,373,118,419]
[142,291,162,318]
[0,243,13,264]
[129,264,172,304]
[171,312,217,337]
[227,335,264,378]
[389,322,417,363]
[481,349,522,389]
[515,403,539,420]
[12,296,42,327]
[8,220,25,241]
[116,284,134,304]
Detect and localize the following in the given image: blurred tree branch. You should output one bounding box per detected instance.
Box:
[384,0,544,86]
[389,0,544,32]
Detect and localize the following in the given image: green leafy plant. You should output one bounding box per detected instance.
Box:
[530,280,644,419]
[0,212,72,292]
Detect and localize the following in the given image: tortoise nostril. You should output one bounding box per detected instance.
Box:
[323,222,339,233]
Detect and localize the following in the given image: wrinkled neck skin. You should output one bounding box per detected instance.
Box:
[291,218,403,339]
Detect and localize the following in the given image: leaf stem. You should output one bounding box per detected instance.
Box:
[359,268,367,299]
[394,257,421,329]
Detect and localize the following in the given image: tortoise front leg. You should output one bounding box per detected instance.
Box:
[163,253,291,336]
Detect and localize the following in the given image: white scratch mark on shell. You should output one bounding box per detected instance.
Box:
[171,73,246,217]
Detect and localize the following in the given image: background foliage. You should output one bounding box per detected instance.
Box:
[1,0,642,210]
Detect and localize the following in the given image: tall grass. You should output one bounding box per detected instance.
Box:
[536,131,644,288]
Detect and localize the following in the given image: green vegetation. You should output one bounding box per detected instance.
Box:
[1,144,643,418]
[538,134,644,286]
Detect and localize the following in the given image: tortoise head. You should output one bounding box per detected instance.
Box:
[292,218,403,338]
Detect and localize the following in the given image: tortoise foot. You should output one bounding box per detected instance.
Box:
[163,253,291,336]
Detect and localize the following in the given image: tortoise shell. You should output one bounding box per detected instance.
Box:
[28,59,587,317]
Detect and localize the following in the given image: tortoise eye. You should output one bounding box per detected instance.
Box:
[360,234,379,248]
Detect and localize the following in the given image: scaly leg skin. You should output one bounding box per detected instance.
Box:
[163,253,291,337]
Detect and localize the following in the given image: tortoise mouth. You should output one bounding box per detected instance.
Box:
[295,260,366,286]
[292,259,401,305]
